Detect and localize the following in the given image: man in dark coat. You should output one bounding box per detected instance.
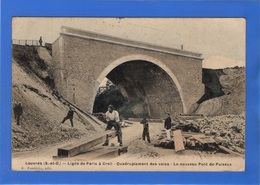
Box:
[140,118,150,143]
[13,102,23,125]
[61,107,74,127]
[164,113,172,140]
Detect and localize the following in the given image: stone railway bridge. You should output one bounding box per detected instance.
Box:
[52,26,204,119]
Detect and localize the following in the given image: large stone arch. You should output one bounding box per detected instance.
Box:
[52,27,204,118]
[94,54,187,114]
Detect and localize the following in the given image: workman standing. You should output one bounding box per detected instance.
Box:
[13,102,23,125]
[140,118,150,143]
[164,112,172,140]
[61,106,74,127]
[102,104,123,146]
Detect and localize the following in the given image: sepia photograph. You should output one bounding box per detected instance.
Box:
[11,18,246,171]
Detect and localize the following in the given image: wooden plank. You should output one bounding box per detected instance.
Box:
[182,132,203,138]
[54,146,128,160]
[233,146,245,154]
[59,96,104,126]
[192,134,216,144]
[179,114,203,117]
[178,114,204,120]
[123,120,134,124]
[57,131,116,157]
[218,145,244,158]
[94,147,128,159]
[214,136,226,143]
[173,130,185,152]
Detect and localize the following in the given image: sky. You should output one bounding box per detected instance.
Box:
[12,18,245,69]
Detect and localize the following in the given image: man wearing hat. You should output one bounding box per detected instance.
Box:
[102,104,123,146]
[164,112,172,140]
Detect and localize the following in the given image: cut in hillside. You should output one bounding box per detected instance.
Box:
[193,67,245,116]
[12,45,54,88]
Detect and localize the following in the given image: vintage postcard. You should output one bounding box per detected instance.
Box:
[11,18,245,171]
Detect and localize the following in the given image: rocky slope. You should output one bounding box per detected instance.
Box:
[194,67,245,116]
[12,46,101,152]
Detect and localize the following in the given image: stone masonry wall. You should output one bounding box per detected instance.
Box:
[52,32,204,115]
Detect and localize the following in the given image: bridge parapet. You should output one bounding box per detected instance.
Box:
[61,26,203,59]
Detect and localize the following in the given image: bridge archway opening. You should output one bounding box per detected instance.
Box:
[93,57,185,119]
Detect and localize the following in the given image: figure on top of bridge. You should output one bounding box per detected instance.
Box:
[102,104,123,147]
[39,36,43,46]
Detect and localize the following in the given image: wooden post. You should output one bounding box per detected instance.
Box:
[173,130,185,152]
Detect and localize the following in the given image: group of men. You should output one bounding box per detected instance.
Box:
[102,104,173,147]
[13,100,172,147]
[140,112,172,143]
[12,101,75,127]
[59,104,123,147]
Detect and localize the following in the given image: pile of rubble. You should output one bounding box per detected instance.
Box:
[158,114,245,157]
[140,151,161,158]
[128,140,161,158]
[128,140,150,154]
[12,124,86,152]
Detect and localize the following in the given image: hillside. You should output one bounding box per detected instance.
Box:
[12,46,103,152]
[194,67,245,116]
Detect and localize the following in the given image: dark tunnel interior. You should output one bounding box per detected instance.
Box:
[93,60,183,119]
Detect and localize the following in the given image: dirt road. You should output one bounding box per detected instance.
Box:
[12,121,244,171]
[12,121,162,168]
